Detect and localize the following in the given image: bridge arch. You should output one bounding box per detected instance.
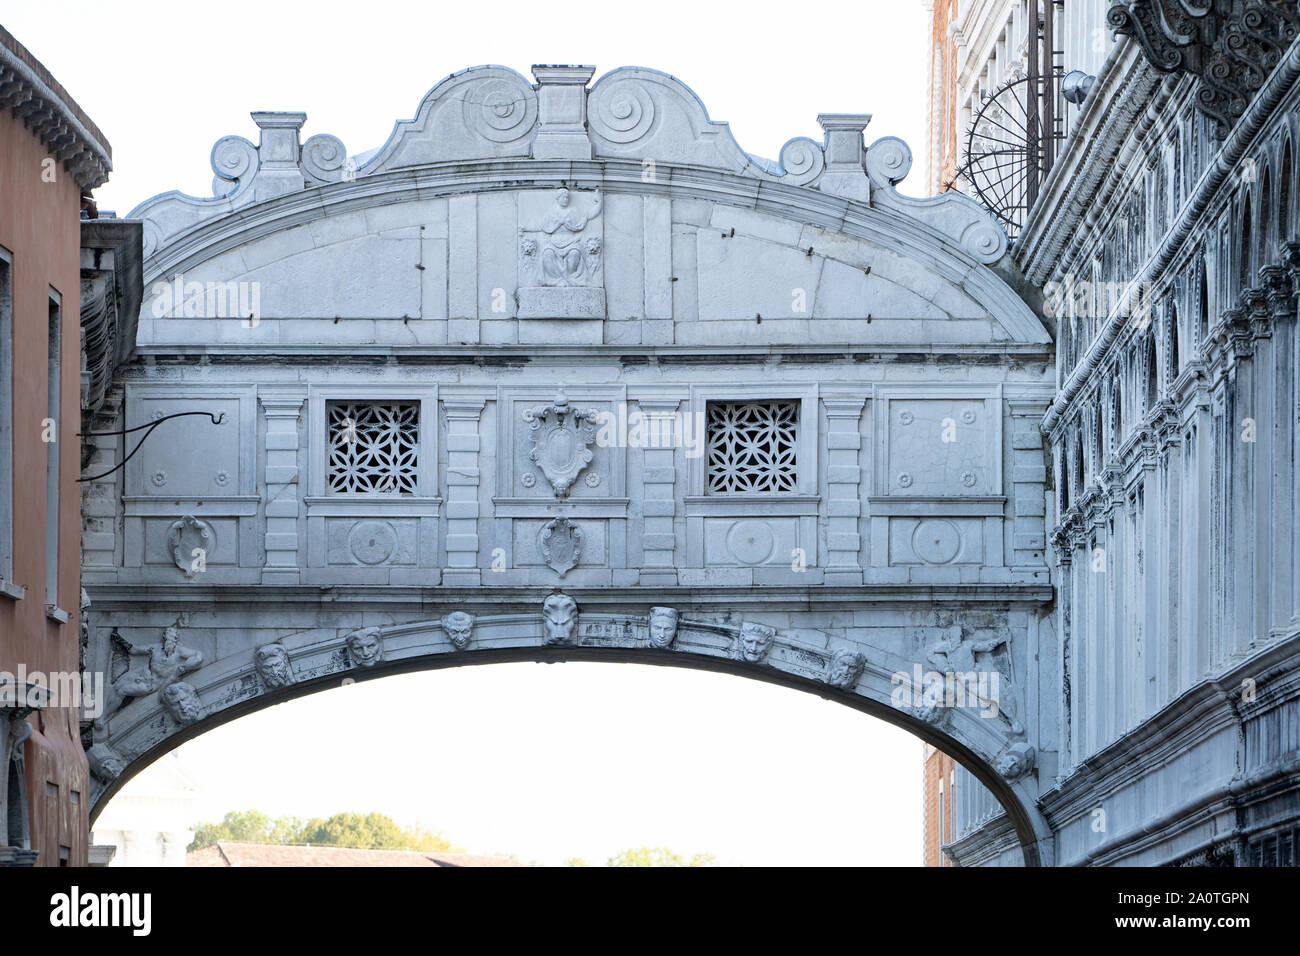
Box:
[89,605,1050,866]
[82,63,1057,866]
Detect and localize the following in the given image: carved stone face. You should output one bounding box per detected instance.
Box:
[442,611,475,651]
[555,188,570,208]
[648,607,678,649]
[542,593,578,645]
[87,744,127,783]
[995,743,1035,781]
[738,623,775,663]
[827,648,865,689]
[254,644,293,688]
[345,628,383,667]
[160,682,203,725]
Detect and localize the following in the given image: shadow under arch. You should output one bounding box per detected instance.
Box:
[91,646,1044,866]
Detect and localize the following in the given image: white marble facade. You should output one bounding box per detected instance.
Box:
[82,64,1058,864]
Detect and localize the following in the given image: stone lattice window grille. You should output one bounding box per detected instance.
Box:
[326,401,419,495]
[705,400,799,494]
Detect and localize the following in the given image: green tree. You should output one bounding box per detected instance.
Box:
[606,847,719,867]
[188,810,456,853]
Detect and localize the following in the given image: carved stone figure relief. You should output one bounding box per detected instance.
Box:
[441,611,475,651]
[542,592,579,646]
[87,743,128,784]
[825,647,866,689]
[517,187,605,318]
[253,644,295,690]
[160,682,204,726]
[736,622,775,663]
[99,618,203,733]
[994,741,1036,781]
[647,606,678,649]
[344,627,384,668]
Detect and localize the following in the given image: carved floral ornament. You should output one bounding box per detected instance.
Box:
[1109,0,1300,137]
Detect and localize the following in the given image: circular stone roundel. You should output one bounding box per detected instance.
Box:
[349,521,398,565]
[726,520,776,566]
[912,519,961,565]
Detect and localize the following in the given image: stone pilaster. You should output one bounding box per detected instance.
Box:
[442,398,486,586]
[823,398,866,585]
[637,398,681,586]
[260,391,305,584]
[1009,401,1050,568]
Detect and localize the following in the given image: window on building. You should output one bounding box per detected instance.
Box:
[46,291,61,610]
[0,249,12,588]
[326,401,419,495]
[705,400,799,494]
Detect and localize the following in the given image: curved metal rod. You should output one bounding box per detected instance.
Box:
[76,411,226,483]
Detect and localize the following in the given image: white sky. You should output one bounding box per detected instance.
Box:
[6,1,935,865]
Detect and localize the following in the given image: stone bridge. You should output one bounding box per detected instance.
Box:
[80,64,1058,864]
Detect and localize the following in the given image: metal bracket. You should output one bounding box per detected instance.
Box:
[76,411,226,482]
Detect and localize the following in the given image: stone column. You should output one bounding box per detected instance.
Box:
[638,398,681,586]
[823,398,866,584]
[260,391,305,585]
[442,398,486,586]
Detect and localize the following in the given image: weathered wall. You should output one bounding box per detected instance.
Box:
[0,101,90,867]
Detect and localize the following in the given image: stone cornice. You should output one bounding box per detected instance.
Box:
[129,157,1047,346]
[1034,35,1300,436]
[0,24,111,190]
[1038,629,1300,832]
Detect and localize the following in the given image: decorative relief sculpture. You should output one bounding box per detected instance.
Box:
[167,515,214,578]
[542,592,579,646]
[253,644,295,690]
[736,622,776,664]
[925,623,1023,736]
[540,517,583,576]
[441,611,475,651]
[160,682,204,726]
[523,390,600,497]
[344,627,384,668]
[517,187,605,318]
[99,619,203,732]
[825,647,866,690]
[87,743,128,784]
[647,607,678,649]
[994,741,1036,782]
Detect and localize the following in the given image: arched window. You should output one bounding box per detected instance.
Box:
[1282,138,1293,245]
[1169,301,1180,381]
[1111,380,1123,452]
[1239,192,1253,294]
[1259,165,1273,264]
[1074,430,1086,499]
[1198,255,1209,344]
[1145,334,1159,413]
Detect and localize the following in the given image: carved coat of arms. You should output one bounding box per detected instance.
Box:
[523,391,600,497]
